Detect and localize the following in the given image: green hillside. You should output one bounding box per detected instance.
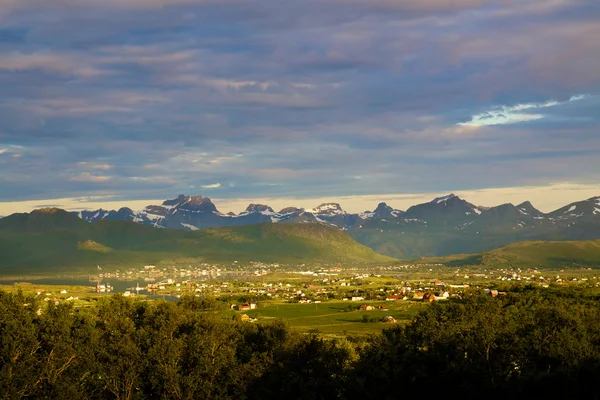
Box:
[0,209,394,274]
[480,240,600,268]
[424,239,600,269]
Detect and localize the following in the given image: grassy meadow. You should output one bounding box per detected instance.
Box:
[231,300,427,335]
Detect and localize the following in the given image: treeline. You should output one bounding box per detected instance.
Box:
[2,289,600,399]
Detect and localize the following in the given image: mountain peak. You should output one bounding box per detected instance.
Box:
[163,194,190,207]
[375,202,391,210]
[156,194,217,213]
[432,194,457,204]
[2,208,87,232]
[373,202,393,215]
[32,207,66,215]
[245,204,275,213]
[308,203,346,216]
[187,195,205,205]
[279,206,303,214]
[516,201,541,212]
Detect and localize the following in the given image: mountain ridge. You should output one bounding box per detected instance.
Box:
[0,210,394,273]
[6,193,600,259]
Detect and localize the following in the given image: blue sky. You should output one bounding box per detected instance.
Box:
[1,0,599,213]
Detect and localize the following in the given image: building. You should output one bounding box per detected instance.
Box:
[386,294,404,301]
[438,291,450,300]
[238,302,258,311]
[423,293,437,302]
[360,304,374,311]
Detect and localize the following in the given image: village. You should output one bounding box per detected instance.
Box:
[4,262,599,335]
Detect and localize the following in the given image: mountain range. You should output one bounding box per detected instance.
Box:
[0,208,392,273]
[73,193,600,258]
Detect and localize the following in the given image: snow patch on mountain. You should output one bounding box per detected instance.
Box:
[359,212,375,219]
[433,194,456,204]
[308,203,346,215]
[181,223,198,231]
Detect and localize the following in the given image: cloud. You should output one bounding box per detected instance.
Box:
[0,52,113,77]
[69,173,111,183]
[458,94,590,126]
[77,162,112,170]
[201,183,221,189]
[0,0,599,205]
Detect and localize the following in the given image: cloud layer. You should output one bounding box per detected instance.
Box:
[0,0,599,208]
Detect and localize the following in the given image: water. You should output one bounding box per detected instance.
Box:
[0,278,149,295]
[0,278,201,302]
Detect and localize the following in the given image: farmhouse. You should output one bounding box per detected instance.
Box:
[423,293,437,302]
[360,304,374,311]
[238,302,258,311]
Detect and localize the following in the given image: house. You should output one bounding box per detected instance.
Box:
[423,293,437,302]
[386,294,404,301]
[238,302,251,311]
[384,315,396,323]
[351,296,365,301]
[437,291,450,300]
[490,290,499,297]
[359,304,374,311]
[413,291,425,300]
[240,314,251,322]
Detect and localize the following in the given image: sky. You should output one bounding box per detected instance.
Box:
[1,0,599,215]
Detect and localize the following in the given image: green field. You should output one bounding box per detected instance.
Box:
[234,300,427,335]
[0,283,112,308]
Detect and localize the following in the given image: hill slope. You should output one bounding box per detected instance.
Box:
[480,240,600,268]
[0,208,394,274]
[426,239,600,269]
